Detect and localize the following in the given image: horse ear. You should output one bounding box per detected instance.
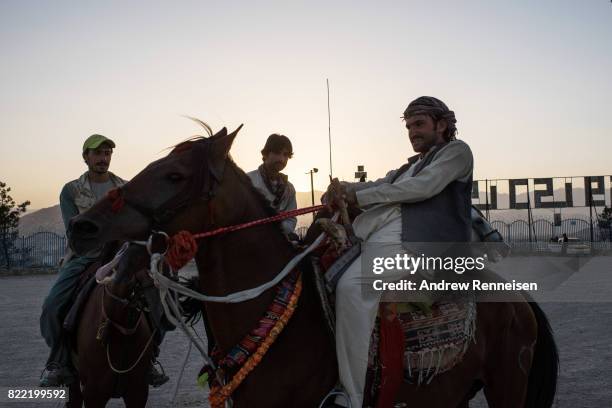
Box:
[209,125,243,181]
[211,127,228,139]
[227,124,244,139]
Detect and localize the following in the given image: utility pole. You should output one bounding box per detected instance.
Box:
[327,79,333,179]
[306,168,318,206]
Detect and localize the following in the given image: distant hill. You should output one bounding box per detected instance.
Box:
[18,190,327,236]
[19,205,64,236]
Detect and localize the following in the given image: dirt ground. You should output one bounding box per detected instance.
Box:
[0,273,610,407]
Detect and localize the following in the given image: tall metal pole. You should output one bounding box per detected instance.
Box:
[485,179,490,221]
[306,168,318,220]
[310,170,315,206]
[327,79,333,179]
[587,176,594,243]
[527,181,534,242]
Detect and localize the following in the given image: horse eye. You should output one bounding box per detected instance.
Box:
[167,173,185,182]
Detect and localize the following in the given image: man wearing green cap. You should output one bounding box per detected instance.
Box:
[39,134,168,387]
[39,134,126,386]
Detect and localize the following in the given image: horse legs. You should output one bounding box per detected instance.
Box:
[81,383,111,408]
[82,397,110,408]
[455,388,477,408]
[65,383,83,408]
[483,302,537,408]
[122,385,148,408]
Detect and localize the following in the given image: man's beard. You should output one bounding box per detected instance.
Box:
[265,162,284,175]
[90,163,109,175]
[412,129,445,153]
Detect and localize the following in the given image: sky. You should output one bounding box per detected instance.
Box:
[1,0,611,210]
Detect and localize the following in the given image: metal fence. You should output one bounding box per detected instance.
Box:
[2,219,609,270]
[298,218,611,244]
[1,231,66,269]
[491,218,611,242]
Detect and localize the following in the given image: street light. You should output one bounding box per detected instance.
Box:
[306,168,318,206]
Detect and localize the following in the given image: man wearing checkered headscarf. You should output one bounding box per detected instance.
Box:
[403,96,458,141]
[329,96,474,407]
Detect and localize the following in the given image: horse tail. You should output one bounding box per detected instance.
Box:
[524,295,559,408]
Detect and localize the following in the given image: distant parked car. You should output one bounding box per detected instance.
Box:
[558,237,591,255]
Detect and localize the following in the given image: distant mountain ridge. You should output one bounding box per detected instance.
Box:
[19,205,65,236]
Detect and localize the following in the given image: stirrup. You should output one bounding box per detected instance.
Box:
[149,359,169,387]
[318,386,352,408]
[39,363,74,387]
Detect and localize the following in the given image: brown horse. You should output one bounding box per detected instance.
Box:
[68,125,558,407]
[66,243,157,408]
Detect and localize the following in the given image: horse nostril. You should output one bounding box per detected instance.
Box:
[72,219,100,236]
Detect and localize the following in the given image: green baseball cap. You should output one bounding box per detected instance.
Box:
[82,134,116,152]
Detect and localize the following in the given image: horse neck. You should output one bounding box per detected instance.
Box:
[195,175,299,350]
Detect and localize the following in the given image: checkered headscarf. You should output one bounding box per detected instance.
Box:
[403,96,457,141]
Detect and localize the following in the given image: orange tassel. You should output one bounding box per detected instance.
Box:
[166,230,198,271]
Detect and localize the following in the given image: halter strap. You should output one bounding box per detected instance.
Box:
[101,285,143,336]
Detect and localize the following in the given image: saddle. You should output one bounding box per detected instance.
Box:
[309,252,476,385]
[307,209,497,403]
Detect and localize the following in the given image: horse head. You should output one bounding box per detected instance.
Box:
[94,237,167,301]
[69,123,244,255]
[470,206,511,261]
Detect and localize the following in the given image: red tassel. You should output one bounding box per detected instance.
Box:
[167,230,198,271]
[376,304,405,408]
[107,188,125,213]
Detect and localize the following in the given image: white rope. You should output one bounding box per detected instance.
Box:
[150,262,220,378]
[171,340,192,404]
[95,241,130,284]
[142,228,330,383]
[148,224,332,304]
[120,213,337,407]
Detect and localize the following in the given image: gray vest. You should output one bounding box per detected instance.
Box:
[391,143,472,248]
[69,171,127,214]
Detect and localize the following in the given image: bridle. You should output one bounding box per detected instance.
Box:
[108,139,221,229]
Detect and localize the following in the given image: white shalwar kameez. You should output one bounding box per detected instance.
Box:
[335,140,473,407]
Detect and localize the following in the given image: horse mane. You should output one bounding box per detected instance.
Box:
[168,117,214,155]
[226,158,279,218]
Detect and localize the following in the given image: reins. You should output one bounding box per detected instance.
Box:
[94,242,157,375]
[162,204,326,272]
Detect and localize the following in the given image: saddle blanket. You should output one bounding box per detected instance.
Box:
[369,296,477,386]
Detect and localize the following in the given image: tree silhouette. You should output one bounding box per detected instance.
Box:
[598,206,612,224]
[0,181,30,269]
